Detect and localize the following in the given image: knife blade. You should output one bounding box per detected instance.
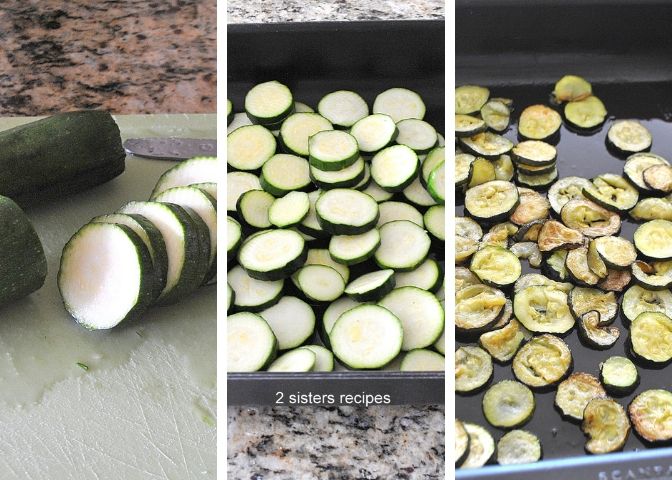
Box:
[123,137,216,161]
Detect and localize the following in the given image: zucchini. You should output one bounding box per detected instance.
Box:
[316,188,379,235]
[582,398,630,454]
[631,259,672,290]
[629,389,672,443]
[553,75,592,102]
[371,145,419,192]
[569,287,618,324]
[518,104,562,141]
[587,240,608,279]
[512,334,572,389]
[380,286,444,350]
[238,229,305,281]
[456,284,506,333]
[456,216,482,263]
[537,220,584,252]
[514,219,545,242]
[308,130,359,171]
[260,296,315,350]
[512,140,557,166]
[456,345,493,393]
[593,236,636,270]
[513,284,574,334]
[560,199,621,238]
[424,205,445,242]
[456,153,475,187]
[470,245,522,288]
[228,112,253,134]
[543,249,569,281]
[322,296,360,340]
[597,268,632,292]
[607,120,652,155]
[375,220,430,271]
[329,228,380,265]
[630,196,672,221]
[548,176,592,215]
[634,219,672,259]
[151,156,218,199]
[600,356,639,396]
[377,201,423,228]
[456,420,470,466]
[427,161,445,203]
[516,167,559,190]
[236,189,274,229]
[227,215,242,263]
[643,164,672,194]
[630,311,672,363]
[623,152,669,192]
[566,246,600,286]
[460,132,513,160]
[227,125,277,170]
[317,90,368,128]
[373,87,425,122]
[461,423,495,469]
[514,273,573,294]
[564,96,607,130]
[395,258,442,292]
[296,264,345,302]
[456,85,490,115]
[621,285,672,323]
[244,80,294,125]
[310,157,366,190]
[481,99,511,132]
[350,114,398,153]
[269,191,310,228]
[464,180,519,223]
[578,310,620,349]
[403,176,437,207]
[422,146,446,186]
[280,113,333,157]
[479,318,525,363]
[344,269,395,302]
[555,372,606,421]
[510,188,550,226]
[395,119,438,154]
[496,430,542,465]
[227,99,234,124]
[305,248,349,283]
[260,153,311,196]
[268,348,316,372]
[227,171,261,212]
[482,380,535,428]
[400,348,445,371]
[302,345,335,372]
[466,157,496,189]
[494,154,515,181]
[228,265,283,312]
[455,114,486,137]
[298,190,328,238]
[227,312,277,372]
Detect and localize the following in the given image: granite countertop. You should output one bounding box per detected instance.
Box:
[227,0,444,23]
[0,0,215,115]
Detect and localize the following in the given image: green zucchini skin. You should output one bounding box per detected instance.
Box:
[0,111,125,205]
[0,196,47,305]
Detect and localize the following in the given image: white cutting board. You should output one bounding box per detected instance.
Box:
[0,114,216,479]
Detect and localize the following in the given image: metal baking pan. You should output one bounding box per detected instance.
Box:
[227,20,445,406]
[456,0,672,477]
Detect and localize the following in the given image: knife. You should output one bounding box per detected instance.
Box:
[123,137,217,161]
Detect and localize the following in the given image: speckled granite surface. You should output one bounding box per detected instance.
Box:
[228,405,445,479]
[0,0,215,115]
[227,0,444,23]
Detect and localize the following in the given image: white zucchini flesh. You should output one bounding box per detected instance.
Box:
[152,156,218,199]
[362,179,395,202]
[425,205,446,241]
[261,154,311,193]
[280,113,333,157]
[371,145,419,191]
[244,80,293,120]
[403,176,437,207]
[344,269,394,295]
[259,296,315,350]
[350,114,398,153]
[310,157,365,185]
[375,220,431,271]
[297,264,345,302]
[238,229,305,277]
[268,348,316,372]
[379,286,445,350]
[191,182,217,200]
[227,112,253,134]
[308,130,359,167]
[434,327,445,355]
[269,191,310,228]
[395,119,438,152]
[227,171,261,212]
[323,296,361,335]
[373,87,426,122]
[302,345,335,371]
[294,101,314,113]
[318,90,369,128]
[329,229,381,264]
[227,125,277,170]
[400,349,445,371]
[228,265,284,310]
[394,258,442,291]
[305,248,350,283]
[228,312,277,372]
[315,188,379,230]
[330,304,403,369]
[377,201,424,227]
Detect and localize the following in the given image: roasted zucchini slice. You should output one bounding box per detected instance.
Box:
[600,356,639,396]
[630,311,672,363]
[466,157,497,189]
[456,265,481,292]
[513,334,572,389]
[643,164,672,194]
[493,154,515,181]
[481,99,511,132]
[569,287,618,323]
[607,120,652,155]
[464,180,519,223]
[514,219,545,242]
[456,153,476,188]
[481,222,517,248]
[582,398,630,454]
[560,199,621,238]
[548,176,592,215]
[632,259,672,290]
[491,298,514,330]
[555,372,606,421]
[583,174,639,213]
[518,104,562,141]
[599,269,631,292]
[516,167,559,190]
[587,240,608,278]
[516,161,557,176]
[456,419,470,466]
[543,249,569,281]
[537,220,584,252]
[456,85,490,115]
[514,273,573,294]
[513,285,574,334]
[456,345,493,393]
[628,389,672,443]
[622,285,672,323]
[630,196,672,222]
[578,310,620,349]
[470,245,522,288]
[479,318,525,363]
[634,219,672,260]
[456,114,486,137]
[510,188,550,226]
[510,242,542,268]
[456,216,483,263]
[460,132,514,160]
[564,96,607,130]
[553,75,592,102]
[566,246,600,286]
[593,236,637,270]
[482,380,535,428]
[623,152,670,192]
[455,284,506,333]
[496,430,542,465]
[512,140,557,166]
[461,423,495,469]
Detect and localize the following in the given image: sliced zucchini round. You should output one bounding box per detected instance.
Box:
[537,220,584,252]
[516,161,557,176]
[481,99,511,132]
[280,113,333,157]
[513,285,574,334]
[377,201,423,228]
[227,124,276,171]
[322,296,360,337]
[555,372,606,421]
[496,430,542,465]
[456,420,470,466]
[569,287,617,323]
[479,319,525,363]
[395,119,438,154]
[494,154,515,181]
[598,268,632,292]
[512,140,557,166]
[587,240,608,279]
[632,259,672,290]
[634,219,672,259]
[516,167,559,190]
[470,245,522,288]
[315,188,379,235]
[236,189,274,229]
[560,199,621,238]
[456,345,493,393]
[600,356,639,396]
[421,146,446,186]
[269,191,310,228]
[481,222,516,249]
[373,87,425,122]
[296,264,345,302]
[553,75,592,102]
[594,236,637,270]
[308,130,359,171]
[548,176,592,215]
[260,296,315,350]
[456,216,482,263]
[566,246,600,286]
[510,242,542,269]
[424,205,445,242]
[260,153,311,196]
[456,153,476,188]
[244,80,293,125]
[238,229,306,281]
[514,273,573,294]
[227,171,261,212]
[643,164,672,194]
[317,90,368,128]
[456,284,506,333]
[344,269,395,302]
[394,258,442,292]
[607,120,652,155]
[629,389,672,443]
[427,161,445,204]
[623,152,670,192]
[464,180,519,222]
[564,96,607,130]
[371,144,419,192]
[380,286,444,351]
[461,423,495,469]
[460,132,513,160]
[491,298,514,330]
[305,248,349,283]
[228,265,283,312]
[268,348,316,372]
[622,285,672,323]
[329,228,380,266]
[375,220,430,271]
[227,215,242,262]
[578,310,620,349]
[583,174,639,213]
[455,85,490,115]
[400,348,444,371]
[228,312,277,372]
[310,156,366,190]
[518,104,562,141]
[350,114,398,153]
[512,334,572,388]
[582,398,629,454]
[543,249,569,281]
[466,157,496,189]
[302,344,335,372]
[456,114,486,137]
[630,311,672,363]
[483,380,534,428]
[456,266,482,292]
[510,188,550,226]
[630,196,672,222]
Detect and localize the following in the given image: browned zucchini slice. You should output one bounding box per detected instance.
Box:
[583,174,639,213]
[513,285,574,334]
[510,242,542,268]
[456,153,476,188]
[582,398,630,454]
[460,132,514,160]
[560,199,620,238]
[514,220,545,242]
[548,176,592,215]
[496,430,542,465]
[493,154,515,181]
[578,310,620,349]
[456,284,506,333]
[629,389,672,443]
[555,372,606,421]
[464,180,520,222]
[518,105,562,141]
[634,219,672,260]
[516,167,559,190]
[481,222,517,248]
[512,140,557,166]
[553,75,592,102]
[543,249,569,281]
[479,318,525,363]
[569,287,618,323]
[456,345,493,393]
[566,246,600,286]
[490,298,514,330]
[516,162,557,176]
[564,96,607,130]
[587,240,608,279]
[483,380,535,428]
[630,196,672,222]
[600,356,639,396]
[456,85,490,115]
[607,120,652,155]
[456,419,470,466]
[537,220,585,252]
[624,152,670,192]
[470,245,522,288]
[510,188,551,226]
[456,216,483,263]
[456,266,481,292]
[513,334,572,388]
[466,157,497,189]
[456,114,486,137]
[594,236,637,270]
[481,100,511,132]
[632,259,672,290]
[622,285,672,323]
[597,269,631,292]
[630,311,672,363]
[513,273,573,294]
[461,423,495,468]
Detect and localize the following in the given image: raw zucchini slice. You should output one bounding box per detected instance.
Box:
[152,156,218,199]
[481,99,511,132]
[564,96,607,130]
[424,205,445,242]
[322,296,360,338]
[455,346,493,393]
[569,287,618,323]
[350,114,398,153]
[308,130,359,171]
[228,265,283,312]
[236,189,274,229]
[260,153,311,196]
[404,176,436,207]
[371,145,419,192]
[630,311,672,363]
[555,372,606,421]
[244,80,293,125]
[353,162,372,190]
[593,236,636,269]
[622,285,672,323]
[269,191,310,228]
[607,120,652,155]
[395,258,442,293]
[294,102,314,113]
[227,171,261,212]
[228,312,277,372]
[373,87,425,122]
[597,268,632,292]
[228,112,253,134]
[344,269,395,301]
[560,199,621,238]
[227,99,234,124]
[548,176,592,214]
[512,140,557,166]
[460,132,513,160]
[193,182,217,201]
[260,296,315,350]
[427,161,445,203]
[634,219,672,259]
[455,85,490,115]
[553,75,592,102]
[461,423,495,469]
[643,164,672,194]
[537,220,584,252]
[496,430,542,465]
[455,114,486,137]
[518,104,562,141]
[623,152,669,192]
[456,420,470,466]
[456,284,506,333]
[395,119,438,154]
[466,157,496,189]
[400,349,445,371]
[377,201,423,228]
[582,398,630,454]
[629,389,672,443]
[494,154,515,181]
[268,348,316,372]
[58,223,154,329]
[434,328,446,355]
[543,249,569,281]
[632,259,672,290]
[310,156,365,190]
[317,90,368,128]
[302,345,335,372]
[456,216,483,263]
[512,334,572,388]
[630,196,672,222]
[566,246,600,286]
[329,228,380,265]
[305,248,350,283]
[316,188,379,235]
[513,285,574,334]
[227,125,276,170]
[583,174,639,213]
[464,180,519,222]
[455,153,475,187]
[238,229,306,281]
[479,319,525,363]
[422,146,446,186]
[600,356,639,396]
[470,245,522,288]
[380,286,444,350]
[280,113,333,157]
[296,264,345,302]
[375,220,431,271]
[510,188,550,226]
[578,310,620,349]
[299,190,328,238]
[483,380,534,428]
[330,304,403,369]
[227,216,242,262]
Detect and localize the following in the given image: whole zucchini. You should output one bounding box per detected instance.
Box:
[0,111,125,204]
